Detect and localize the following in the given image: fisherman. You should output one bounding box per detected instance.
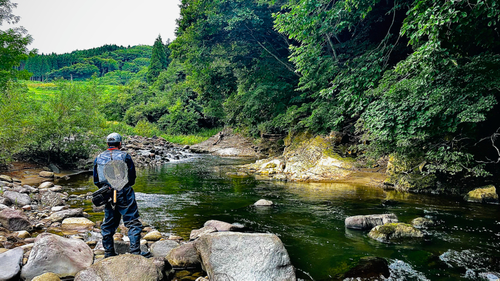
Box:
[93,132,151,258]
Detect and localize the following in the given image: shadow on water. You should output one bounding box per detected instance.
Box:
[65,155,500,281]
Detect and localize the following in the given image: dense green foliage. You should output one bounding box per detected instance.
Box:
[2,0,500,185]
[147,35,171,84]
[23,44,152,84]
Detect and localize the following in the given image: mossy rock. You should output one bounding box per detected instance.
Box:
[411,217,435,228]
[464,185,498,204]
[368,223,423,243]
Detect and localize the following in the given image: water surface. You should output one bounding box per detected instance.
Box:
[68,155,500,280]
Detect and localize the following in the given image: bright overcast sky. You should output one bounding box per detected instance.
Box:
[7,0,181,54]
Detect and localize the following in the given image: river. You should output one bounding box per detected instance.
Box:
[66,154,500,281]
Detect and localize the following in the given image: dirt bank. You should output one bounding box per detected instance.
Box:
[190,129,264,158]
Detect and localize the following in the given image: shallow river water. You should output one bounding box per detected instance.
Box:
[66,155,500,281]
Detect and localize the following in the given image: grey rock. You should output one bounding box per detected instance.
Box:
[190,225,217,240]
[203,220,244,232]
[166,242,201,269]
[39,191,64,207]
[114,240,148,254]
[21,233,93,280]
[3,191,31,206]
[0,208,31,231]
[0,197,11,206]
[254,199,274,206]
[345,213,398,230]
[47,208,83,222]
[150,239,180,258]
[0,247,23,281]
[74,254,164,281]
[195,232,296,281]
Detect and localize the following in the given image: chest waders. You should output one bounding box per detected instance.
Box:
[96,150,144,257]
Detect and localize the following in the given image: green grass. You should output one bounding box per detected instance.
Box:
[161,127,222,145]
[19,80,221,146]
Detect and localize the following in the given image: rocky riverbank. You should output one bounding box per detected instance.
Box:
[0,172,297,281]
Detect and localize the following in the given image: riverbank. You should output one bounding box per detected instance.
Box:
[0,171,297,281]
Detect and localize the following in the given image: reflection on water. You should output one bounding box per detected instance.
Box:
[67,155,500,281]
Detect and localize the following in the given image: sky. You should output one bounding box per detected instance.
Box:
[7,0,181,54]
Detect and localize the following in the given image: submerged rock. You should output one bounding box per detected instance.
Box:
[74,254,164,281]
[343,256,390,280]
[345,213,398,230]
[195,232,296,281]
[411,217,435,228]
[21,233,93,280]
[464,185,498,204]
[368,223,423,243]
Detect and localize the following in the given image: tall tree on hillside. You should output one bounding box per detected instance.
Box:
[0,0,34,86]
[147,35,169,84]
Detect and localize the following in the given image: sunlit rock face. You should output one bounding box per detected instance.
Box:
[368,223,424,243]
[242,133,355,182]
[464,185,498,204]
[195,232,296,281]
[21,233,93,280]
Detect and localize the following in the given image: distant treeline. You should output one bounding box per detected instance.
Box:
[22,44,154,84]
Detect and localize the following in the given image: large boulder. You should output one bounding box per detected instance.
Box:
[464,185,498,204]
[150,240,180,258]
[0,208,31,231]
[345,213,398,230]
[243,133,354,182]
[3,191,31,206]
[166,242,201,268]
[47,208,83,222]
[368,223,424,243]
[74,254,164,281]
[21,233,93,280]
[0,247,24,281]
[195,232,296,281]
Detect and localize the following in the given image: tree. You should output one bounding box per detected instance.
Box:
[147,35,169,84]
[0,0,34,86]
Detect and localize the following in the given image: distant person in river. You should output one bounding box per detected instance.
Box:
[213,131,224,145]
[93,132,151,258]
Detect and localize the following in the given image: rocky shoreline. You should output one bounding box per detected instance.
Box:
[0,171,296,281]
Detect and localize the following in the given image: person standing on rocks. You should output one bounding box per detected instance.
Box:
[93,132,151,258]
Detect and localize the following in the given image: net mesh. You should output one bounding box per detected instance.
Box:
[103,159,128,191]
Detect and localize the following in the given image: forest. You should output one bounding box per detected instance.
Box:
[1,0,500,191]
